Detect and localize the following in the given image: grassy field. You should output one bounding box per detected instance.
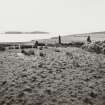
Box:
[0,47,105,105]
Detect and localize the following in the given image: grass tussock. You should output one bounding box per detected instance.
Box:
[39,52,46,57]
[21,49,35,56]
[0,47,5,51]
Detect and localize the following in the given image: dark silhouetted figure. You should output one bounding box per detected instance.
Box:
[87,36,91,43]
[58,35,61,44]
[34,41,38,48]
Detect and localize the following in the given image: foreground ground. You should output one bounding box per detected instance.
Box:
[0,47,105,105]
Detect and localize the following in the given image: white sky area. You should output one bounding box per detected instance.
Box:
[0,0,105,42]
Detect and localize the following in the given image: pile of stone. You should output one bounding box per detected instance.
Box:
[82,41,105,54]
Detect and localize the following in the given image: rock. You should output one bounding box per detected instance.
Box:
[23,87,32,93]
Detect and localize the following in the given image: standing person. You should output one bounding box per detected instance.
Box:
[87,35,91,43]
[58,35,61,44]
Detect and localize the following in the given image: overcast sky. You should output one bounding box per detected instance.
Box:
[0,0,105,42]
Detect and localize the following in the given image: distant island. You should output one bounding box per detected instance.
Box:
[5,31,49,34]
[5,31,23,34]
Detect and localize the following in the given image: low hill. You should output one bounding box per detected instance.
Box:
[38,31,105,44]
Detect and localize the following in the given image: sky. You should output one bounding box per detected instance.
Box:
[0,0,105,42]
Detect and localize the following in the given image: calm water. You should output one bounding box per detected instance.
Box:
[0,34,56,42]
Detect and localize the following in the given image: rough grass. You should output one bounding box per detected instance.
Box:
[0,47,105,105]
